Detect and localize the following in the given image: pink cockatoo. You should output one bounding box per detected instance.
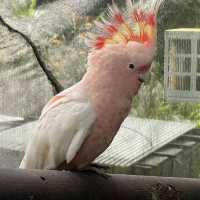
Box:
[19,0,163,171]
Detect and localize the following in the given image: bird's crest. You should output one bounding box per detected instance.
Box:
[86,0,164,49]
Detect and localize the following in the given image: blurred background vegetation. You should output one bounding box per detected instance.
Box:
[5,0,200,126]
[132,0,200,126]
[12,0,36,16]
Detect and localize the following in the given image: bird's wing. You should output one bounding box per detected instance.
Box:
[20,90,95,169]
[40,84,79,119]
[40,94,65,119]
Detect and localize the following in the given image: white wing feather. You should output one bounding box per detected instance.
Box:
[19,90,95,169]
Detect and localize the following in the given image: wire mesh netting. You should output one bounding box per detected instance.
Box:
[0,0,200,178]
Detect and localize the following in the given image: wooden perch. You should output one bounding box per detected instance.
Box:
[0,168,200,200]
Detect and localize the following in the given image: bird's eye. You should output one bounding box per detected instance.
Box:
[129,64,135,70]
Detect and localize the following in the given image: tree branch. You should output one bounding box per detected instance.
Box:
[0,168,200,200]
[0,16,64,94]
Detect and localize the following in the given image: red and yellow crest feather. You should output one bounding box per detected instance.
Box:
[86,0,164,50]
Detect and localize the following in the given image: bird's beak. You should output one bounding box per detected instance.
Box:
[137,63,152,83]
[138,71,151,83]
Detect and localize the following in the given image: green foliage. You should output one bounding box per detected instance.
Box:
[189,104,200,127]
[132,62,200,127]
[13,0,36,17]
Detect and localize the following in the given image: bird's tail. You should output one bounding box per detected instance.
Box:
[19,158,26,169]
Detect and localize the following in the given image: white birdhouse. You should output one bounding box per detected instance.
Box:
[164,28,200,102]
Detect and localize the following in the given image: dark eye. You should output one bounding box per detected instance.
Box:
[129,64,135,70]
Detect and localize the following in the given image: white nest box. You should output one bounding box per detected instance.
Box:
[164,28,200,102]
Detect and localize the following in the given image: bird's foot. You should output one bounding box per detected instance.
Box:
[56,161,110,179]
[80,164,110,179]
[89,163,110,170]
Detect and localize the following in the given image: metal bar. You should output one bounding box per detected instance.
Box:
[0,169,200,200]
[152,152,177,158]
[169,143,192,148]
[181,134,200,142]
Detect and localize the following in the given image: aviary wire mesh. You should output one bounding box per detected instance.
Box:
[0,0,197,172]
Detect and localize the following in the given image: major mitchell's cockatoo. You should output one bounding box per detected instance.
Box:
[20,0,164,171]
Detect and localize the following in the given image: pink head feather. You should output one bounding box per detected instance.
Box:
[86,0,164,50]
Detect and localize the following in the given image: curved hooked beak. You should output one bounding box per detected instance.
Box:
[137,63,152,83]
[138,71,151,83]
